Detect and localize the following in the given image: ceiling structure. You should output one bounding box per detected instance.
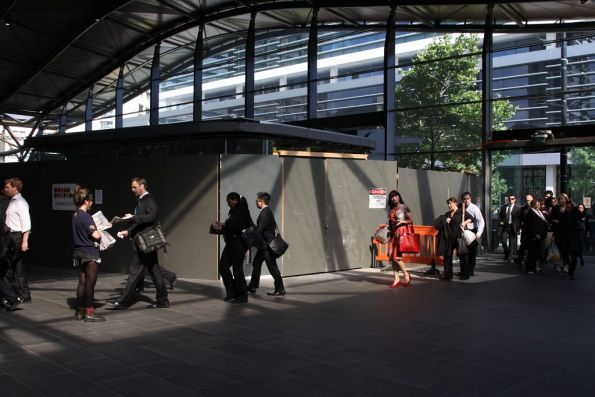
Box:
[1,0,595,133]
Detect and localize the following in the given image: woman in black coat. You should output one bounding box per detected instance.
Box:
[437,197,472,280]
[524,199,549,274]
[214,192,254,303]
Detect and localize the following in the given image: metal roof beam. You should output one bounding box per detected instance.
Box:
[0,1,135,107]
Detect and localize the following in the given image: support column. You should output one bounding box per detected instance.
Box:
[245,11,256,119]
[383,6,396,161]
[193,24,204,122]
[481,3,494,250]
[115,65,124,129]
[85,87,93,132]
[560,32,569,194]
[58,103,67,134]
[307,7,319,121]
[150,42,161,126]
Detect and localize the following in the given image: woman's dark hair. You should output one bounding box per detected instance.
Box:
[388,190,405,209]
[73,185,93,207]
[447,197,458,205]
[227,192,249,210]
[227,192,240,201]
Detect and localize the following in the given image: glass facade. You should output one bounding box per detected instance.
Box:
[69,26,595,176]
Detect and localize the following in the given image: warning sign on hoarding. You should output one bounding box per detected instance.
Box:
[368,188,387,209]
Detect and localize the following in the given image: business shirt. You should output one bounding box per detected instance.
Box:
[5,193,31,233]
[465,202,485,237]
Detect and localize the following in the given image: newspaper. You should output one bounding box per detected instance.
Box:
[92,211,112,231]
[111,215,132,224]
[99,230,116,251]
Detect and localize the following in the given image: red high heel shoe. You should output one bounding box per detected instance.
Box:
[402,278,411,287]
[390,280,401,288]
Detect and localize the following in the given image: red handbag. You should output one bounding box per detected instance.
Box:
[398,224,420,254]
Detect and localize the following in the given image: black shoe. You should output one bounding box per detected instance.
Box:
[147,301,170,309]
[75,310,85,321]
[230,296,248,304]
[2,296,22,311]
[440,276,452,281]
[246,286,256,294]
[223,296,233,302]
[106,301,127,310]
[84,313,106,322]
[267,290,286,296]
[169,276,177,290]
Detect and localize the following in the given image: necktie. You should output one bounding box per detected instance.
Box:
[507,205,512,224]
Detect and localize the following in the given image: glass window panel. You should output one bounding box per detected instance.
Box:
[253,32,309,122]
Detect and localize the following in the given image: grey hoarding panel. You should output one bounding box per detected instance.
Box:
[398,167,473,225]
[0,156,219,279]
[325,159,397,270]
[282,157,327,276]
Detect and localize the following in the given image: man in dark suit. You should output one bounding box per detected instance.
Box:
[515,193,534,265]
[247,192,285,296]
[108,177,169,309]
[499,193,521,262]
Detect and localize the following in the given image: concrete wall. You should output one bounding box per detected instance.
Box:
[0,156,476,280]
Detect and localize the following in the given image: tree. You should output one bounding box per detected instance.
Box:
[570,147,595,200]
[395,34,516,174]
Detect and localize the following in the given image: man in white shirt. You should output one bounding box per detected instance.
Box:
[3,178,31,302]
[462,192,485,277]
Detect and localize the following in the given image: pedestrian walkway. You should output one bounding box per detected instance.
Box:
[1,253,594,396]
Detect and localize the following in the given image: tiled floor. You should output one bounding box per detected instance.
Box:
[1,252,594,396]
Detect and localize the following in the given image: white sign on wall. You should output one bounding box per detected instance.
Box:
[584,196,591,209]
[368,187,387,209]
[52,183,76,211]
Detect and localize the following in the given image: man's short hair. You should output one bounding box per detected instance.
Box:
[4,178,23,192]
[131,177,147,189]
[461,191,471,199]
[256,192,271,205]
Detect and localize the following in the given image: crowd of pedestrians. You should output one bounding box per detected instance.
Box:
[498,190,589,279]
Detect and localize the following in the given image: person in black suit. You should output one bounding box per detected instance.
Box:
[213,192,253,304]
[524,199,549,274]
[108,177,169,309]
[247,192,285,296]
[498,193,521,262]
[515,193,534,265]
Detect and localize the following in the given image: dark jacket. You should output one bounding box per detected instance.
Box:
[222,203,253,244]
[254,206,276,249]
[434,209,471,256]
[524,209,549,242]
[498,203,521,233]
[127,193,158,237]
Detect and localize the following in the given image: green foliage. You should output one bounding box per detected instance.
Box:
[570,147,595,199]
[395,34,516,174]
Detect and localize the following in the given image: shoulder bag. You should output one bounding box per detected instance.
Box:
[268,225,289,257]
[373,225,389,244]
[135,225,168,253]
[398,224,420,254]
[456,205,469,255]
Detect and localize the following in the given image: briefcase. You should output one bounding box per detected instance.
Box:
[135,225,168,253]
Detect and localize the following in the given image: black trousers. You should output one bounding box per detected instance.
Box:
[501,225,517,259]
[468,240,479,275]
[526,237,543,273]
[248,247,284,292]
[119,250,168,305]
[4,232,30,298]
[219,238,248,299]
